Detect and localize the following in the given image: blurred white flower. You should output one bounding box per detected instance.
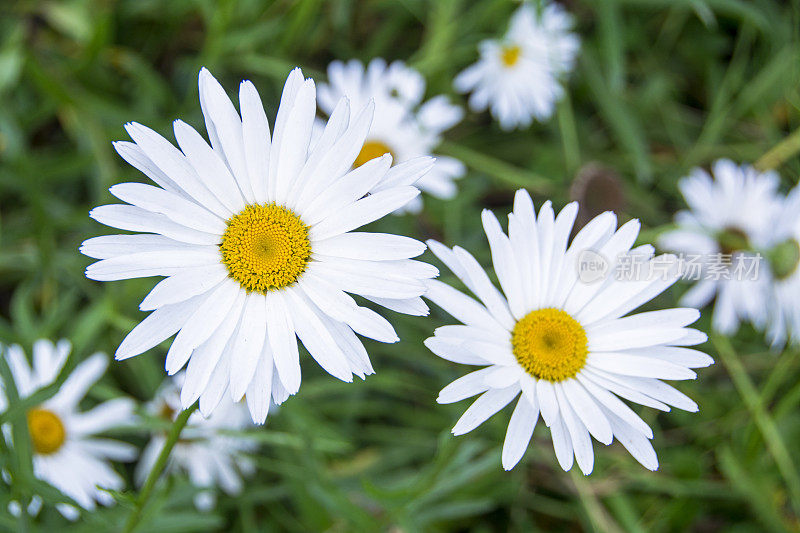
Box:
[317,58,465,213]
[136,374,257,510]
[762,184,800,347]
[0,340,135,519]
[425,190,711,473]
[454,2,579,130]
[658,160,781,336]
[82,67,438,423]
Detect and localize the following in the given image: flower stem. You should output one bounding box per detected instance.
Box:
[122,403,198,533]
[755,127,800,171]
[711,335,800,517]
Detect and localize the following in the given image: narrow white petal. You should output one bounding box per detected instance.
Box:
[309,186,420,241]
[108,182,225,234]
[502,395,539,470]
[437,367,496,404]
[559,379,613,445]
[165,280,241,374]
[116,293,207,360]
[451,386,519,436]
[90,204,220,245]
[239,80,271,204]
[229,293,268,401]
[140,264,229,311]
[265,291,301,395]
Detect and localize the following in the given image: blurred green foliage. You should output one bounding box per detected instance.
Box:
[1,0,800,531]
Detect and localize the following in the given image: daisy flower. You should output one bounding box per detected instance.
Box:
[0,340,135,519]
[454,2,579,130]
[762,184,800,347]
[317,58,465,213]
[136,374,256,510]
[424,190,712,473]
[81,67,437,423]
[658,160,780,336]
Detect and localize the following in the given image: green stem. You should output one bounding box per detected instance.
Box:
[122,403,198,533]
[437,141,554,193]
[570,470,624,533]
[755,127,800,171]
[711,335,800,517]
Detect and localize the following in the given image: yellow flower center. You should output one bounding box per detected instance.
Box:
[220,203,311,293]
[27,408,66,455]
[501,44,522,67]
[511,308,588,382]
[354,140,394,168]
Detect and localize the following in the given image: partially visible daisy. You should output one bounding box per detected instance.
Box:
[454,2,579,130]
[762,184,800,346]
[424,190,712,473]
[317,58,465,213]
[658,160,781,335]
[82,68,437,423]
[0,340,136,519]
[136,374,256,510]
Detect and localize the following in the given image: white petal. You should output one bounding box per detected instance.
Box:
[246,347,274,424]
[587,353,696,380]
[284,288,352,383]
[437,367,496,404]
[90,204,220,245]
[265,291,301,395]
[229,293,268,401]
[559,379,613,445]
[140,264,229,311]
[502,394,539,470]
[452,386,519,436]
[314,232,425,261]
[108,182,225,234]
[165,280,241,374]
[116,293,207,360]
[239,80,271,204]
[309,186,420,241]
[173,119,245,213]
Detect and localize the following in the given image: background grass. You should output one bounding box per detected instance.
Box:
[1,0,800,531]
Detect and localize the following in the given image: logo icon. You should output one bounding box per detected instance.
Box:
[577,249,609,284]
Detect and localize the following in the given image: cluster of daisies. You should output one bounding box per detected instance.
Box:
[659,160,800,346]
[2,0,792,521]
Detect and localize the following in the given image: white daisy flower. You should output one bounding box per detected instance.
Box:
[454,2,579,130]
[136,374,256,510]
[424,190,712,473]
[658,160,781,336]
[81,67,437,423]
[762,184,800,347]
[0,340,136,519]
[317,58,465,213]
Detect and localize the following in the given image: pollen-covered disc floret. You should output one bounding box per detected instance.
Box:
[512,308,587,382]
[27,408,66,455]
[0,340,136,519]
[354,140,395,169]
[424,189,712,474]
[220,204,311,293]
[83,67,438,423]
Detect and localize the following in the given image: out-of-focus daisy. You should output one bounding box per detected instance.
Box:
[317,58,465,213]
[82,68,437,423]
[0,340,135,519]
[762,184,800,346]
[424,190,711,473]
[136,374,256,510]
[454,2,579,130]
[658,160,780,336]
